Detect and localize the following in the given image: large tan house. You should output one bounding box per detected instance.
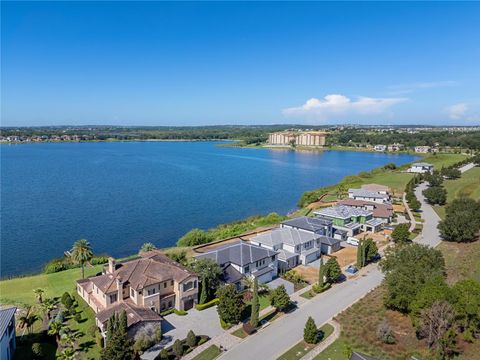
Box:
[268,131,326,147]
[77,250,198,335]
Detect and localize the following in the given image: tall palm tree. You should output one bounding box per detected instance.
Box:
[48,321,64,342]
[41,298,57,320]
[33,288,45,304]
[61,332,79,349]
[18,310,39,335]
[70,239,93,279]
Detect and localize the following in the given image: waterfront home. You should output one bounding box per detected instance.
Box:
[250,227,341,269]
[195,241,278,288]
[374,144,386,151]
[409,162,433,173]
[387,143,404,152]
[414,146,430,153]
[280,216,333,237]
[77,251,198,338]
[338,199,394,224]
[360,183,390,195]
[314,205,383,236]
[348,188,390,204]
[0,307,16,360]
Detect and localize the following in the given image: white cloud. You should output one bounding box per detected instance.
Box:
[447,103,468,120]
[282,94,407,120]
[387,81,457,95]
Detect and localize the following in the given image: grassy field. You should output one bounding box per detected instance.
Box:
[192,345,221,360]
[0,265,103,307]
[434,166,480,219]
[438,240,480,284]
[277,323,334,360]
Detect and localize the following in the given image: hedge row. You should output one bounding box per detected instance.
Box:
[43,255,109,274]
[195,298,219,311]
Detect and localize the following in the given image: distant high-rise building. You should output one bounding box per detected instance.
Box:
[268,131,326,147]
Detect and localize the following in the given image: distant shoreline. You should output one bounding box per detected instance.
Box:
[0,138,234,145]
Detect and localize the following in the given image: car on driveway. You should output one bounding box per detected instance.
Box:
[345,265,358,274]
[346,237,359,246]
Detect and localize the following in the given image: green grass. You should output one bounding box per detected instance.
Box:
[434,166,480,219]
[277,323,334,360]
[191,345,222,360]
[0,265,103,307]
[300,290,315,299]
[312,339,350,360]
[259,294,270,311]
[231,327,248,339]
[423,153,468,168]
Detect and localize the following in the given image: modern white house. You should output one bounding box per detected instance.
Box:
[409,162,433,173]
[374,144,386,151]
[348,188,390,204]
[0,307,16,360]
[250,226,341,270]
[195,241,278,286]
[414,146,431,153]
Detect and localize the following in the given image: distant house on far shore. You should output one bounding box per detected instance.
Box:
[409,162,433,173]
[414,146,430,153]
[374,144,386,151]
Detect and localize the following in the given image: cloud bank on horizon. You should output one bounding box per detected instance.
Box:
[282,94,408,122]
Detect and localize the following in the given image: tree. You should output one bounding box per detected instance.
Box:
[41,298,57,320]
[177,229,213,247]
[419,301,455,356]
[423,186,447,205]
[425,171,444,187]
[199,276,208,305]
[139,242,157,253]
[186,330,197,348]
[48,321,64,342]
[384,162,397,170]
[323,257,342,284]
[438,198,480,242]
[250,278,259,328]
[70,239,93,279]
[451,279,480,340]
[190,258,222,301]
[391,223,410,244]
[303,317,318,344]
[380,244,446,313]
[335,184,348,199]
[410,275,451,321]
[441,167,461,180]
[363,238,378,264]
[216,284,243,325]
[409,197,421,212]
[61,292,74,309]
[33,288,45,304]
[269,285,291,312]
[101,311,135,360]
[31,343,44,359]
[356,241,365,268]
[18,311,39,335]
[318,258,324,287]
[58,347,77,360]
[159,348,169,360]
[173,339,183,359]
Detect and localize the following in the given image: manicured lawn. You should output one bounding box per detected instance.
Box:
[231,327,248,339]
[423,153,468,168]
[69,293,101,359]
[0,265,103,307]
[259,294,270,311]
[313,339,348,360]
[433,166,480,219]
[300,290,315,299]
[277,323,334,360]
[192,345,221,360]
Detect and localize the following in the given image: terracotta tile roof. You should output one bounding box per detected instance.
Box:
[82,250,196,293]
[96,301,162,328]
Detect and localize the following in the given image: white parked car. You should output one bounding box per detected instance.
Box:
[346,237,360,246]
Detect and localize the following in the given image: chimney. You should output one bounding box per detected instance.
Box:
[108,257,116,274]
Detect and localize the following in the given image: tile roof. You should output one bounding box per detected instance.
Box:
[195,241,276,267]
[337,199,393,219]
[251,228,321,247]
[83,250,196,293]
[221,264,244,284]
[281,216,332,232]
[315,205,372,219]
[0,307,16,338]
[96,301,162,328]
[318,236,342,246]
[276,249,298,261]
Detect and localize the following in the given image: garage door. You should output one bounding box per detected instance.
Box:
[184,299,194,311]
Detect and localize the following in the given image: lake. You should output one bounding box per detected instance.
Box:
[0,142,417,276]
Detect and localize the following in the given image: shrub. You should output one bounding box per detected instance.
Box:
[74,313,82,323]
[391,223,410,244]
[95,331,104,348]
[61,292,74,309]
[159,348,169,360]
[269,285,291,312]
[174,309,187,316]
[172,339,183,358]
[376,319,396,344]
[177,229,213,247]
[195,298,219,311]
[133,323,162,352]
[31,343,44,358]
[55,310,65,323]
[197,336,208,346]
[186,330,197,348]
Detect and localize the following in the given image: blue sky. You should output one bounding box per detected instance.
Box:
[2,1,479,126]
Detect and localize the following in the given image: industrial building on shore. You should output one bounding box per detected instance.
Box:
[267,130,327,147]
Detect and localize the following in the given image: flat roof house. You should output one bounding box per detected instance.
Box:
[348,188,390,204]
[0,307,16,360]
[409,162,433,173]
[195,241,278,287]
[314,205,383,236]
[77,251,198,338]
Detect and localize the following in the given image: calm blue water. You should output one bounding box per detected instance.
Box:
[0,142,417,276]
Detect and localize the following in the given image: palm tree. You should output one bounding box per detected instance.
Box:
[18,310,39,334]
[48,321,64,342]
[61,331,79,349]
[336,184,348,200]
[58,347,76,360]
[70,239,93,279]
[41,298,57,320]
[139,242,157,254]
[33,288,45,304]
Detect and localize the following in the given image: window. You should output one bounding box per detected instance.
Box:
[171,280,174,286]
[131,288,135,297]
[194,280,197,288]
[109,294,117,303]
[161,303,166,311]
[183,282,193,292]
[164,282,167,288]
[245,265,250,273]
[168,301,172,308]
[147,288,156,296]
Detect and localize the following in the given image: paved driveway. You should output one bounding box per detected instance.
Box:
[142,307,223,359]
[267,277,294,295]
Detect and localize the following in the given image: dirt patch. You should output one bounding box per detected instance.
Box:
[393,204,406,213]
[293,266,319,284]
[331,247,357,267]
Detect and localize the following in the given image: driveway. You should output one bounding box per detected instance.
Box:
[142,307,223,359]
[267,277,294,295]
